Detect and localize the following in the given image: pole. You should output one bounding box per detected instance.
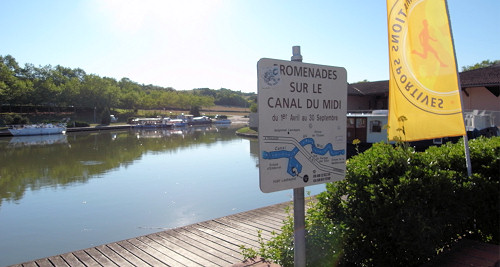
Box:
[291,45,306,267]
[445,0,472,177]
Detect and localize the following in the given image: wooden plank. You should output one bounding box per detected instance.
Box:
[220,214,283,235]
[84,247,119,267]
[229,213,284,232]
[72,250,100,267]
[33,258,53,267]
[180,225,244,259]
[198,220,264,245]
[247,206,290,220]
[156,231,234,266]
[243,209,289,223]
[194,223,260,248]
[94,244,135,267]
[47,256,69,266]
[233,207,289,223]
[116,240,169,267]
[60,252,85,267]
[127,237,188,266]
[214,217,275,239]
[107,242,149,266]
[254,202,291,215]
[170,228,242,262]
[139,234,214,266]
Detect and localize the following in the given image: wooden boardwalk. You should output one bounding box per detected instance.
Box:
[10,199,500,267]
[11,202,291,267]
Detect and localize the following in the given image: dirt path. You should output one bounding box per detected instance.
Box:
[229,115,249,124]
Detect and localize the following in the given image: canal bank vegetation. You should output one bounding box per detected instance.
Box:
[236,126,258,136]
[241,136,500,266]
[0,55,255,125]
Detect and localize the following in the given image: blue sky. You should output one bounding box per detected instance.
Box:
[1,0,498,93]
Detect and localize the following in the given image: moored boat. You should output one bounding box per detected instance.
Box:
[131,117,172,128]
[8,123,66,136]
[213,114,231,124]
[189,116,212,125]
[169,119,187,127]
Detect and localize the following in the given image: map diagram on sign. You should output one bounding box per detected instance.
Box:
[262,136,345,177]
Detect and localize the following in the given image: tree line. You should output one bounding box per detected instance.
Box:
[0,55,254,113]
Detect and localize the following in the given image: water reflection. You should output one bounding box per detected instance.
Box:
[0,124,328,266]
[0,125,240,207]
[8,134,68,147]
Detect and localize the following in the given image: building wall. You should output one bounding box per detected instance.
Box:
[461,86,500,111]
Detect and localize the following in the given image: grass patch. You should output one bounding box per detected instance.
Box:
[236,127,257,135]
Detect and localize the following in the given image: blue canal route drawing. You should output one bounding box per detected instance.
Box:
[261,136,345,177]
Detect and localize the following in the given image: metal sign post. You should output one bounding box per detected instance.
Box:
[257,46,347,267]
[291,46,306,267]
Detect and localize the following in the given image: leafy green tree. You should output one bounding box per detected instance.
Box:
[189,106,200,116]
[0,57,34,106]
[461,59,499,71]
[249,102,258,113]
[0,54,240,113]
[100,107,111,125]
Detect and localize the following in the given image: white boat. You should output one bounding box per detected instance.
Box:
[131,117,172,128]
[176,114,212,125]
[213,115,231,124]
[8,123,66,136]
[188,116,212,125]
[169,119,187,127]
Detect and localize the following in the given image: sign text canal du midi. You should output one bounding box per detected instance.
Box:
[258,58,347,193]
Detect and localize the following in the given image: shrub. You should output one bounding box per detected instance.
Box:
[420,137,500,243]
[189,106,201,117]
[66,121,90,128]
[240,199,344,267]
[3,114,30,125]
[100,108,111,125]
[247,137,499,266]
[319,137,499,266]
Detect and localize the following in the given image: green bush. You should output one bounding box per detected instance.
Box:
[66,121,90,128]
[318,137,499,266]
[2,114,30,125]
[100,108,111,125]
[240,199,344,267]
[419,137,500,243]
[246,137,499,266]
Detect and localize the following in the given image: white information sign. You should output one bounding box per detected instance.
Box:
[258,58,347,193]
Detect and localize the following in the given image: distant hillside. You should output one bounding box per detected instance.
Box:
[0,54,255,113]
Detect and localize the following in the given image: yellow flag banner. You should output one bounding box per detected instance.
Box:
[386,0,465,141]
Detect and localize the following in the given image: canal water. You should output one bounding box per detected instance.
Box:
[0,125,325,266]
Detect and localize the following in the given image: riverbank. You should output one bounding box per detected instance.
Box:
[0,124,132,137]
[235,126,258,138]
[0,115,250,137]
